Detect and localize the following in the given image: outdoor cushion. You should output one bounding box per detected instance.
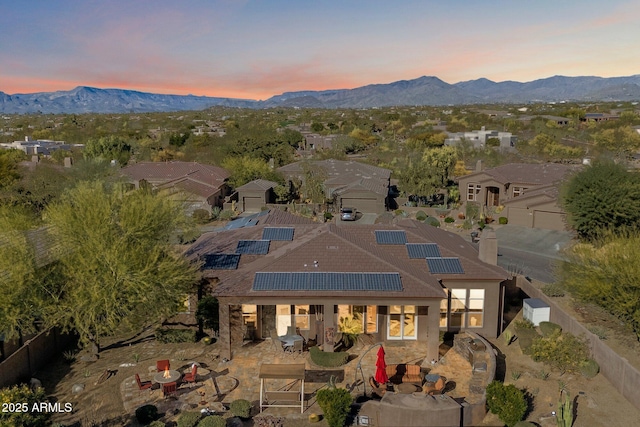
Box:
[385,364,422,385]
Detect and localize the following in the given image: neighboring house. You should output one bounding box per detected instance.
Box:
[457,162,578,231]
[235,179,279,212]
[445,127,516,150]
[277,159,392,214]
[186,210,510,361]
[0,136,71,156]
[120,161,231,213]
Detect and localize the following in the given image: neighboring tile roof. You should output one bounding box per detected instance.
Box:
[236,179,279,192]
[186,215,509,300]
[122,161,229,183]
[462,163,578,186]
[278,159,391,180]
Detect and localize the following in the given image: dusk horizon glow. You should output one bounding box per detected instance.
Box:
[2,0,639,100]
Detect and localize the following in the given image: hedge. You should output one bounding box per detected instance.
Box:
[309,346,349,367]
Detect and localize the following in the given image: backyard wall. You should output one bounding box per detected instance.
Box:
[517,275,640,411]
[0,328,75,389]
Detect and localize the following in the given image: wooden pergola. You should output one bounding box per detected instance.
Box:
[259,363,306,414]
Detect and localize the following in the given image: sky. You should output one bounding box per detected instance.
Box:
[1,0,639,100]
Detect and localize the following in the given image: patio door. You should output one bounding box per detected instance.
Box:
[387,305,417,340]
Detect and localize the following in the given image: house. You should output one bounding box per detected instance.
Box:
[186,210,510,361]
[277,159,392,214]
[445,127,516,150]
[235,179,279,212]
[0,136,71,156]
[120,161,231,213]
[457,162,578,230]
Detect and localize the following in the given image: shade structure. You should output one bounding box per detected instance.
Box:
[374,346,388,384]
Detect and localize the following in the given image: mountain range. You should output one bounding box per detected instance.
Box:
[2,75,640,114]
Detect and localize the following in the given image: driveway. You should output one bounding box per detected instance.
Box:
[493,225,575,283]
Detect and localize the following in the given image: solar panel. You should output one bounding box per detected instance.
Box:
[406,243,441,258]
[262,227,295,241]
[252,272,403,291]
[235,240,270,255]
[374,230,407,244]
[426,257,464,274]
[202,254,241,270]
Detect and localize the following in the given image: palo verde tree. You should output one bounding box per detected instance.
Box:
[558,231,640,341]
[0,206,48,340]
[44,181,200,354]
[84,135,132,166]
[560,160,640,241]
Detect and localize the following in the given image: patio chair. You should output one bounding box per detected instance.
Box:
[156,359,170,372]
[368,376,387,398]
[286,339,304,357]
[162,381,177,398]
[135,373,153,394]
[183,364,198,387]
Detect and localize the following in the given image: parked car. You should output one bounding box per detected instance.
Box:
[340,207,357,221]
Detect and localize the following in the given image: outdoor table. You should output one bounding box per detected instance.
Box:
[279,334,304,348]
[154,370,181,384]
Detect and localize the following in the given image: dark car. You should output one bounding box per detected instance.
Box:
[340,207,357,221]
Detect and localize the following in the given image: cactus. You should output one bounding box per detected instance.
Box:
[556,389,574,427]
[503,329,514,345]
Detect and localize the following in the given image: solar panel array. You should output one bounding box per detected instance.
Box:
[252,272,403,291]
[406,243,441,258]
[202,254,241,270]
[235,240,270,255]
[426,257,464,274]
[374,230,408,244]
[262,227,295,241]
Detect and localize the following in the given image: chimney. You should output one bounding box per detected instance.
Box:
[475,160,483,172]
[478,229,497,265]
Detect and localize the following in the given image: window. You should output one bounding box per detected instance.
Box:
[468,290,485,328]
[294,305,310,330]
[512,186,527,197]
[336,305,377,333]
[440,296,448,327]
[450,289,466,328]
[387,305,417,340]
[242,304,257,327]
[446,289,485,328]
[467,184,481,201]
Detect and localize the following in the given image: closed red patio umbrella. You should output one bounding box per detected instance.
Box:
[375,345,388,384]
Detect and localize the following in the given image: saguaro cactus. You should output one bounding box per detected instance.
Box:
[556,389,574,427]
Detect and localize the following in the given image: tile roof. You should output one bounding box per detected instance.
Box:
[121,161,229,184]
[186,215,509,300]
[236,179,279,192]
[462,163,578,186]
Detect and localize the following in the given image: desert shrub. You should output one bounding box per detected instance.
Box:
[514,323,539,354]
[191,209,211,224]
[0,384,50,427]
[178,228,202,244]
[444,216,455,223]
[219,209,236,220]
[230,398,252,418]
[155,328,197,343]
[324,212,333,220]
[588,325,608,340]
[462,219,472,230]
[541,283,565,297]
[149,421,166,427]
[539,321,562,337]
[316,387,353,427]
[415,210,427,221]
[197,415,226,427]
[499,216,508,224]
[177,411,203,427]
[135,404,159,424]
[485,381,527,427]
[309,346,349,367]
[579,358,600,378]
[394,209,405,216]
[425,216,440,227]
[253,415,285,427]
[529,329,590,373]
[514,319,535,329]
